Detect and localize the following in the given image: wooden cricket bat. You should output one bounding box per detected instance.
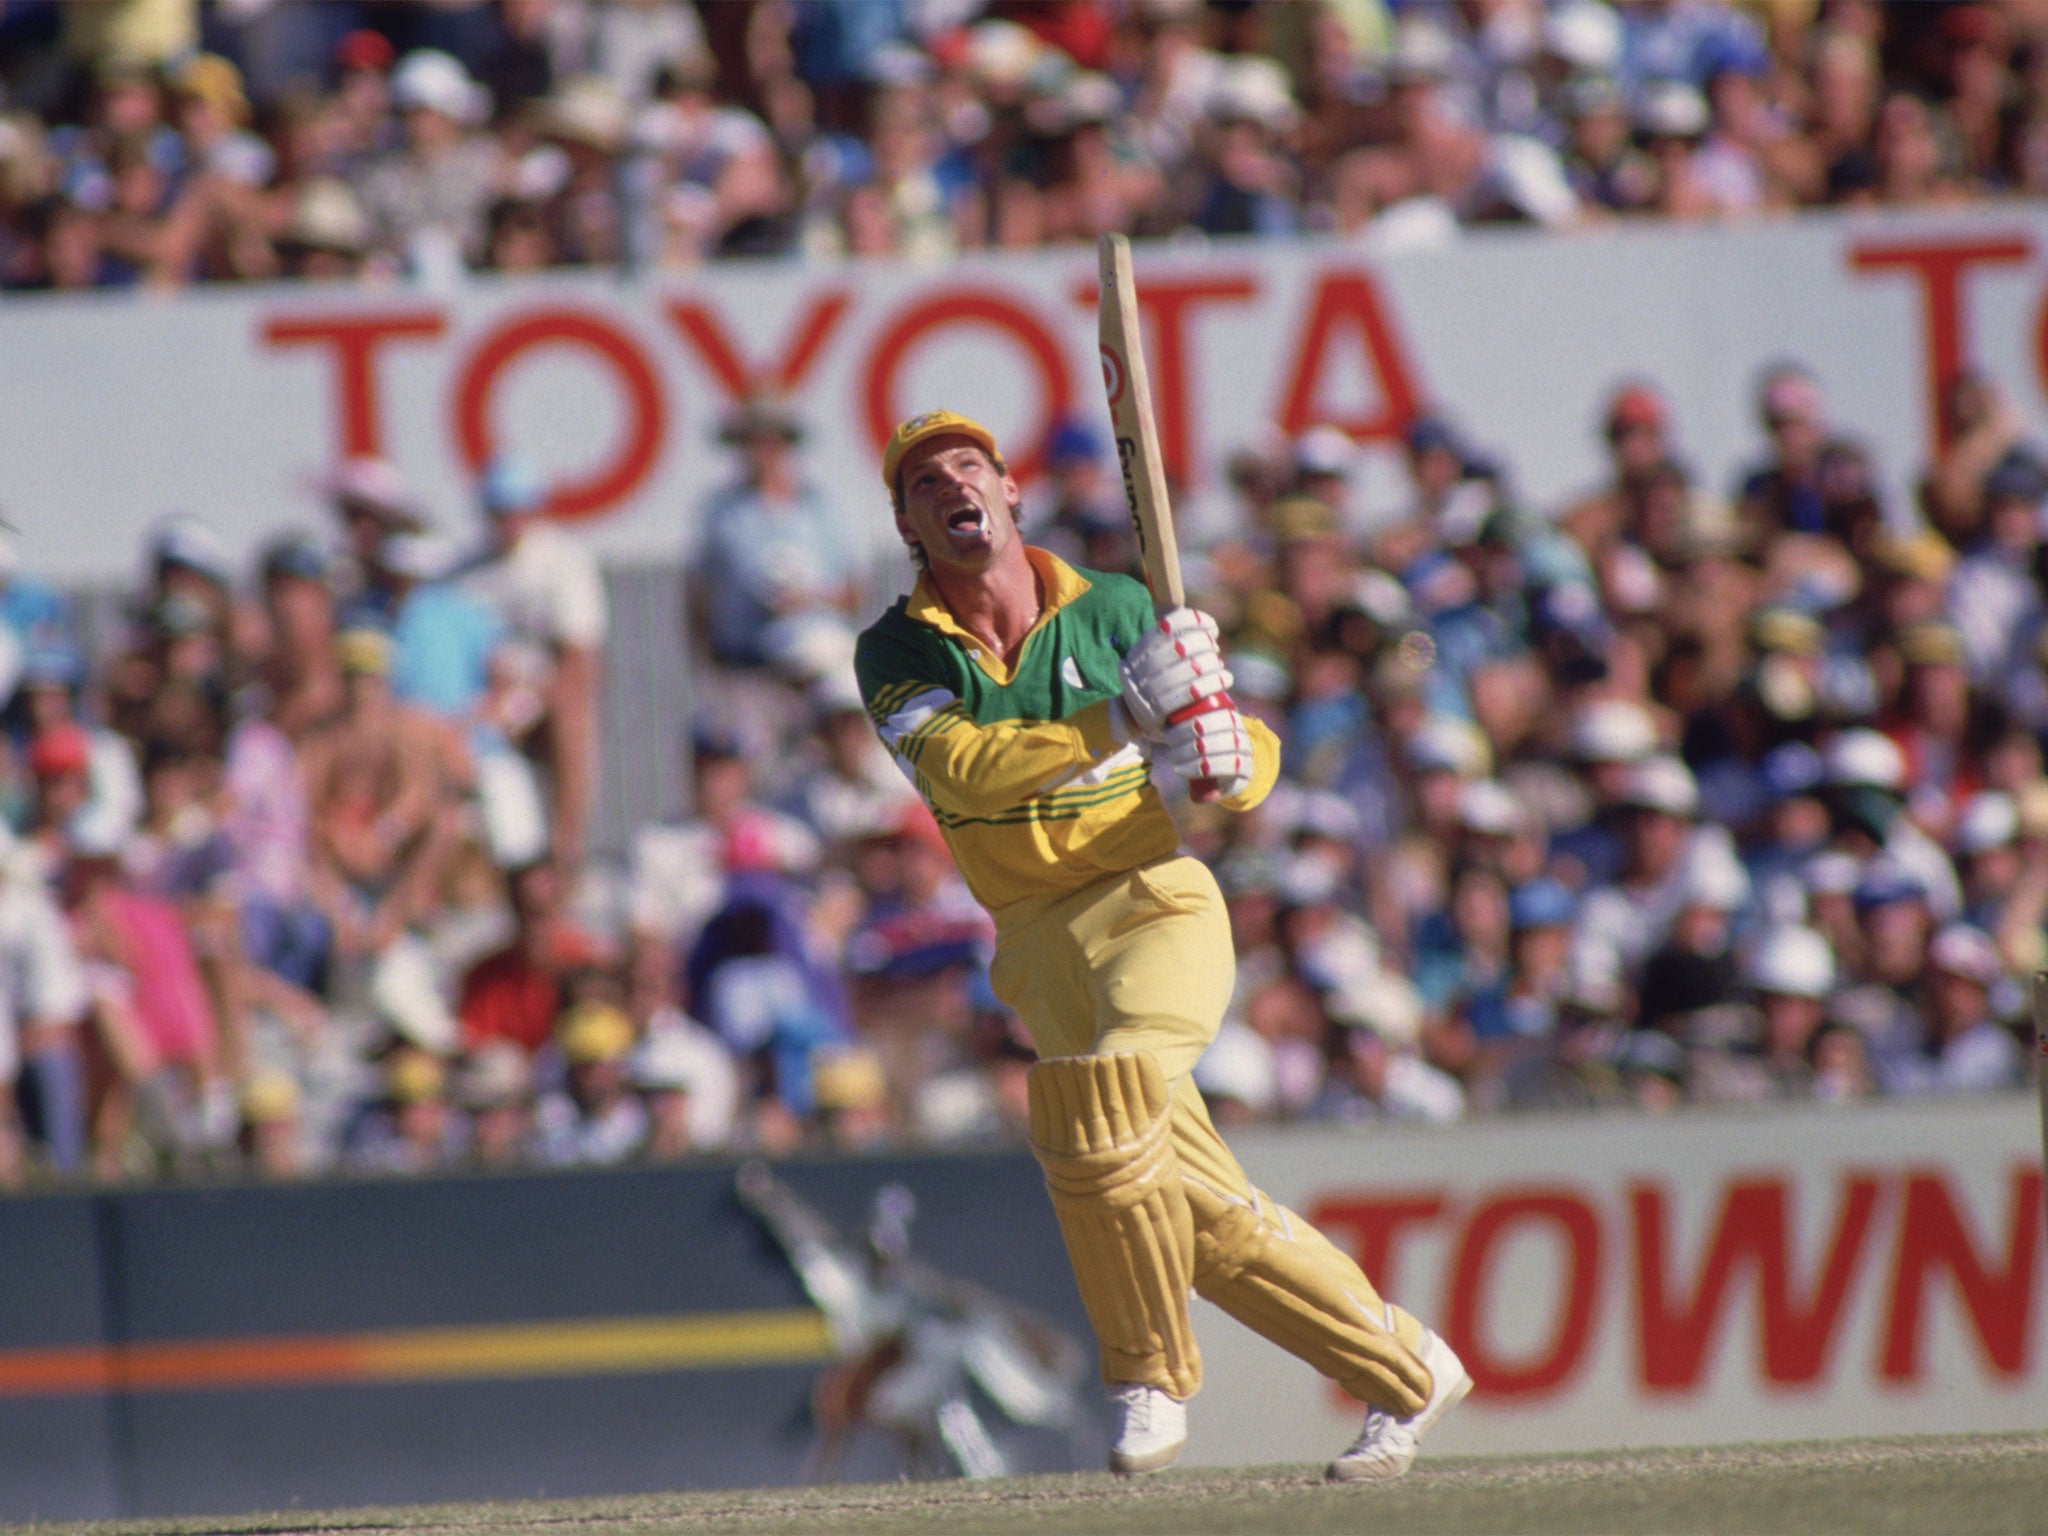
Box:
[1098,232,1218,802]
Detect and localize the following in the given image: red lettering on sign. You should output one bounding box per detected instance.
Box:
[260,310,447,461]
[452,309,666,521]
[1848,237,2031,455]
[1632,1174,1882,1392]
[1312,1192,1447,1301]
[1446,1190,1600,1398]
[667,290,852,401]
[863,291,1074,483]
[1880,1165,2042,1382]
[1274,271,1425,447]
[1073,274,1257,488]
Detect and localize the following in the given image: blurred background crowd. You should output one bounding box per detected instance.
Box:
[4,0,2048,288]
[0,0,2042,1190]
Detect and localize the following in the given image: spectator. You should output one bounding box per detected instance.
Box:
[457,455,606,875]
[359,48,502,276]
[343,1043,463,1175]
[255,533,343,741]
[532,1000,645,1166]
[298,627,463,963]
[320,454,426,616]
[789,673,921,854]
[0,820,89,1185]
[62,831,231,1178]
[685,871,850,1153]
[452,1039,535,1170]
[688,392,862,750]
[1878,922,2024,1094]
[627,727,819,1012]
[638,47,787,264]
[457,858,600,1056]
[1572,754,1727,984]
[628,1004,739,1158]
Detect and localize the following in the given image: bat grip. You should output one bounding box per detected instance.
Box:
[1191,778,1221,803]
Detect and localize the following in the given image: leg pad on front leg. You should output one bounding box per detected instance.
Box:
[1183,1177,1433,1416]
[1028,1051,1201,1400]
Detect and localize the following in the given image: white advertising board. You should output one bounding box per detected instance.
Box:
[1181,1093,2043,1466]
[4,209,2048,583]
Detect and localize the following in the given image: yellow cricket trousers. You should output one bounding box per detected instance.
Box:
[990,854,1433,1412]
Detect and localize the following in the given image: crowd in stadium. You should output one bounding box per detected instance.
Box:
[0,0,2042,1186]
[2,0,2047,288]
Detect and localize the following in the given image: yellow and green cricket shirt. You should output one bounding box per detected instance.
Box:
[854,547,1279,916]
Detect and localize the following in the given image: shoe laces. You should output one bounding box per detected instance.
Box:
[1349,1407,1398,1455]
[1113,1384,1164,1436]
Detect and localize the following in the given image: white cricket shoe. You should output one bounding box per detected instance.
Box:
[1107,1383,1188,1475]
[1325,1329,1471,1483]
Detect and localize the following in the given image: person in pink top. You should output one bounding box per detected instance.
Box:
[62,843,228,1176]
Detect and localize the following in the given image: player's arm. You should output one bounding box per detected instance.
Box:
[856,632,1134,819]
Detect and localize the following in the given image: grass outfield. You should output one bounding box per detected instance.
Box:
[33,1434,2046,1536]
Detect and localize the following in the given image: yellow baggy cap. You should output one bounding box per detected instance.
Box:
[880,410,1000,491]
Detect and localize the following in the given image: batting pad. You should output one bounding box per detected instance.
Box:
[1183,1178,1433,1417]
[1028,1052,1201,1400]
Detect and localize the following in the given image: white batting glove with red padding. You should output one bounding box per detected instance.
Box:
[1119,608,1232,740]
[1160,696,1255,800]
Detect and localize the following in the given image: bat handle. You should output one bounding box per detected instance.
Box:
[1191,778,1221,803]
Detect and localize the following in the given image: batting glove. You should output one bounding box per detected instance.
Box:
[1160,697,1255,800]
[1119,608,1232,740]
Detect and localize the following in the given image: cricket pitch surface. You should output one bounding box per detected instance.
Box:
[35,1432,2046,1536]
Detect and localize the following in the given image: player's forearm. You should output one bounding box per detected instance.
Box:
[894,697,1124,818]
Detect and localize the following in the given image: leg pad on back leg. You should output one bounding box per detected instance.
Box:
[1183,1178,1432,1416]
[1028,1052,1201,1400]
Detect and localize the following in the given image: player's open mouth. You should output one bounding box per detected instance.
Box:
[944,505,989,540]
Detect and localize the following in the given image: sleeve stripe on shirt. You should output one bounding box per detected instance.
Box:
[876,687,957,753]
[930,763,1155,828]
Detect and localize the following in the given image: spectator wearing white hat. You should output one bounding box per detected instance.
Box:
[1635,79,1715,217]
[1376,713,1491,962]
[1819,726,1961,922]
[360,48,505,276]
[322,454,426,613]
[1184,55,1302,239]
[1289,424,1363,538]
[1878,922,2024,1095]
[1692,922,1839,1106]
[1314,968,1466,1127]
[1549,695,1660,890]
[628,1004,740,1158]
[1634,833,1750,1038]
[789,671,922,855]
[1746,924,1836,1074]
[1953,790,2023,933]
[452,1039,535,1170]
[1571,753,1729,983]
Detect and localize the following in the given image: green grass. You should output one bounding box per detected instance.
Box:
[22,1434,2047,1536]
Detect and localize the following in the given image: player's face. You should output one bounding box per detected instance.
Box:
[896,435,1020,572]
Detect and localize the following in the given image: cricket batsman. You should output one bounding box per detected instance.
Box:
[854,411,1470,1479]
